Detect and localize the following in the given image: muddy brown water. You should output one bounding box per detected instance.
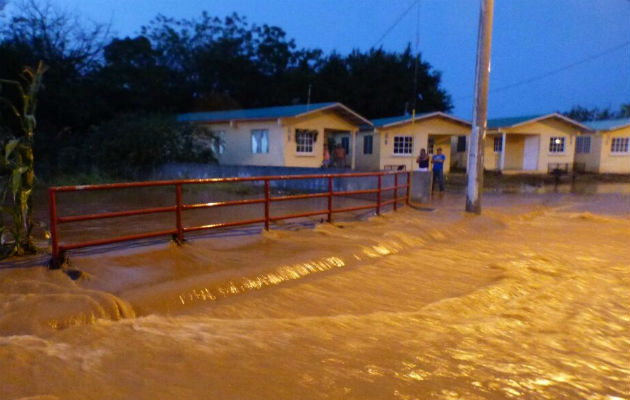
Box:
[1,185,629,399]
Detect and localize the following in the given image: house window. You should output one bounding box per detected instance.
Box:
[363,135,373,154]
[611,137,629,153]
[575,136,591,154]
[251,129,269,153]
[393,136,413,155]
[549,137,565,153]
[211,130,225,154]
[493,136,503,153]
[296,129,316,153]
[456,136,467,152]
[428,137,434,154]
[341,137,350,155]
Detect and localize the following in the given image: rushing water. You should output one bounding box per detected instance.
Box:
[1,191,629,400]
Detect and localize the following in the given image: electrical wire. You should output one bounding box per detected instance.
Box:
[371,0,419,49]
[454,40,630,100]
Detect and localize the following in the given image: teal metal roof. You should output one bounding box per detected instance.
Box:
[178,102,337,123]
[487,115,544,129]
[370,112,470,128]
[371,115,414,127]
[585,118,630,131]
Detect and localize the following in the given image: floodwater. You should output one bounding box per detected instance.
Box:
[1,189,629,399]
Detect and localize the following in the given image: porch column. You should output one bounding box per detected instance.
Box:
[351,130,357,170]
[499,131,506,171]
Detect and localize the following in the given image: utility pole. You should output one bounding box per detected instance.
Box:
[466,0,494,214]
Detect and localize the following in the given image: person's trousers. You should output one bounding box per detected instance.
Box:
[432,170,444,192]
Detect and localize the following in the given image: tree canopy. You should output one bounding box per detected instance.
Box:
[561,104,630,122]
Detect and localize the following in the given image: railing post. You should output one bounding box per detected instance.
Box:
[264,179,270,230]
[376,174,382,215]
[327,176,333,223]
[406,171,411,206]
[394,173,398,211]
[48,187,60,269]
[175,183,184,243]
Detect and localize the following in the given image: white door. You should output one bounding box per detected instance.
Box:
[523,136,539,170]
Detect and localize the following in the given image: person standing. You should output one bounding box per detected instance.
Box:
[416,148,430,171]
[322,145,331,168]
[333,143,346,168]
[431,147,446,192]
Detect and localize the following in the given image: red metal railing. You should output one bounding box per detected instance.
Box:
[48,171,410,267]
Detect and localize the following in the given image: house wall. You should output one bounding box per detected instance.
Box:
[355,130,381,170]
[201,121,286,166]
[484,134,501,170]
[574,133,601,173]
[377,117,470,172]
[504,135,525,170]
[283,110,358,168]
[430,135,453,173]
[450,136,468,170]
[198,110,362,168]
[598,126,630,173]
[506,119,580,173]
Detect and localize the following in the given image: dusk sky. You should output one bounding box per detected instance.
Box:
[3,0,629,119]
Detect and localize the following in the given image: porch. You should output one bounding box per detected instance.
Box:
[486,133,540,172]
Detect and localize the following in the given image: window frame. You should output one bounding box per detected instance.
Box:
[251,129,269,154]
[456,136,467,152]
[493,136,503,153]
[610,137,629,154]
[548,136,565,154]
[393,135,413,156]
[363,135,373,155]
[211,130,226,155]
[575,136,591,154]
[295,129,316,154]
[427,137,434,154]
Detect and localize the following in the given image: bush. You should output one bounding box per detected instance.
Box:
[57,113,221,178]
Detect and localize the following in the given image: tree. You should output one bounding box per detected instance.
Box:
[82,114,221,177]
[561,104,628,122]
[0,0,111,173]
[0,61,47,257]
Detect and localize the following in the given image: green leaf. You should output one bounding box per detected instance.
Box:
[20,188,32,213]
[5,138,20,162]
[10,167,28,200]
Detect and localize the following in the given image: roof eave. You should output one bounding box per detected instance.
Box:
[293,102,373,127]
[378,112,471,129]
[507,113,592,131]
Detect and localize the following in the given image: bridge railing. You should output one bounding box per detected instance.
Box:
[48,171,410,267]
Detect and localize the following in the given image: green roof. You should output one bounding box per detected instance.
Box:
[371,115,417,127]
[370,112,470,128]
[487,114,544,129]
[585,118,630,131]
[178,102,337,123]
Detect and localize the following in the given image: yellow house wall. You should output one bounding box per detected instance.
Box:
[506,119,580,173]
[484,134,500,170]
[598,126,630,173]
[430,136,453,173]
[200,121,285,166]
[355,130,380,170]
[283,110,358,168]
[574,133,601,173]
[504,135,525,169]
[377,118,469,172]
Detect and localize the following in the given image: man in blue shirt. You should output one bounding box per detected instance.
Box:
[431,147,446,192]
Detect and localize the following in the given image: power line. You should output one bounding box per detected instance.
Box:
[454,40,630,100]
[372,0,419,49]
